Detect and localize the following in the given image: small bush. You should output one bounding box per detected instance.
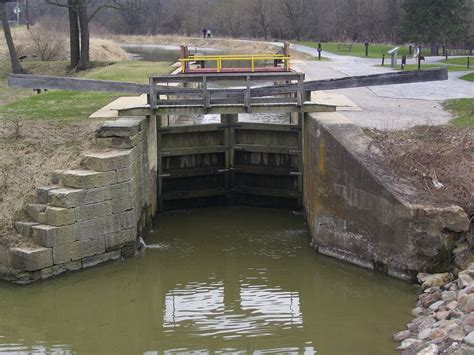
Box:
[29,17,68,61]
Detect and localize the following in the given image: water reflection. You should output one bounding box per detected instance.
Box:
[0,207,415,354]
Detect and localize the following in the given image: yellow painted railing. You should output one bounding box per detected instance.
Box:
[179,54,291,73]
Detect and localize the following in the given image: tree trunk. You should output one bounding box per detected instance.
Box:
[68,0,80,69]
[0,1,24,74]
[77,0,89,70]
[430,38,437,56]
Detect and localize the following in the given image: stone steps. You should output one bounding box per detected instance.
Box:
[5,117,148,282]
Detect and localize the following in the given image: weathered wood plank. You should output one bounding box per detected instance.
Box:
[151,72,303,83]
[159,123,225,134]
[8,74,149,94]
[118,102,335,116]
[303,68,448,91]
[160,145,227,157]
[161,188,227,200]
[234,122,300,132]
[161,168,226,179]
[233,186,301,198]
[233,165,294,176]
[234,144,301,154]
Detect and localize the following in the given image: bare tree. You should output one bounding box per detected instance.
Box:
[0,0,24,73]
[45,0,124,70]
[244,0,273,40]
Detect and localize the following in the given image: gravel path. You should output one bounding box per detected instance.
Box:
[290,43,473,130]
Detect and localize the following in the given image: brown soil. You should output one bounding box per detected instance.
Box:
[367,126,473,217]
[0,119,101,248]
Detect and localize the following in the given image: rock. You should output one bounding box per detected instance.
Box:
[447,301,459,310]
[438,205,470,232]
[447,325,466,341]
[443,291,458,302]
[453,346,474,355]
[460,295,474,313]
[421,291,442,308]
[463,313,474,327]
[459,285,474,296]
[430,328,447,340]
[464,325,474,334]
[418,328,432,340]
[416,343,439,355]
[457,274,473,290]
[397,338,420,351]
[394,329,411,342]
[412,307,424,317]
[418,273,452,289]
[464,331,474,346]
[454,244,471,268]
[436,311,451,321]
[429,301,445,312]
[419,317,437,332]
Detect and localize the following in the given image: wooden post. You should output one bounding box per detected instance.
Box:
[202,76,209,112]
[244,76,251,113]
[297,74,304,108]
[180,45,189,73]
[149,77,156,110]
[284,42,291,71]
[156,115,164,212]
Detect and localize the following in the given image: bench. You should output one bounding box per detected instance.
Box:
[337,44,352,52]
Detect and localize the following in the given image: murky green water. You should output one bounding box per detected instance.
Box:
[0,207,415,354]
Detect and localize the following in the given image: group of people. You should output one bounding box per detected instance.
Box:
[202,28,213,39]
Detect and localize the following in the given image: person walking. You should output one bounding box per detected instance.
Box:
[207,29,212,39]
[202,28,207,39]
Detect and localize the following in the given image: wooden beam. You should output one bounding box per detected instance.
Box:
[234,144,301,154]
[161,188,227,200]
[118,102,336,116]
[303,68,448,92]
[160,145,227,156]
[233,186,301,198]
[8,74,149,94]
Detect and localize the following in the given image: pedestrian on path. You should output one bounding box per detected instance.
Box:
[202,28,207,39]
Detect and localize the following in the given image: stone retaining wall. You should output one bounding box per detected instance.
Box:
[0,116,158,283]
[303,112,470,281]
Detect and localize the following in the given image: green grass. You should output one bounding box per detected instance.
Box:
[441,57,472,67]
[0,60,172,122]
[296,41,418,59]
[460,73,474,82]
[79,61,172,83]
[444,98,474,127]
[401,64,473,72]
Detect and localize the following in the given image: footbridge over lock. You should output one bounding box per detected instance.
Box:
[7,66,465,284]
[122,72,332,211]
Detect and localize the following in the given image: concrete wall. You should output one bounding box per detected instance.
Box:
[0,116,157,284]
[303,112,470,281]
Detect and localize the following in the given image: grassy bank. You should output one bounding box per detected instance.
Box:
[443,57,472,67]
[402,64,473,72]
[444,98,474,127]
[0,60,171,122]
[297,41,418,59]
[0,59,171,244]
[460,73,474,82]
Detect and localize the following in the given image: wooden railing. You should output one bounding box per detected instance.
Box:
[149,72,305,113]
[179,54,291,73]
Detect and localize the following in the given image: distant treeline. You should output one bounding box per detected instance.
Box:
[6,0,474,46]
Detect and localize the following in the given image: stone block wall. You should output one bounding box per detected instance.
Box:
[304,112,470,281]
[0,116,157,284]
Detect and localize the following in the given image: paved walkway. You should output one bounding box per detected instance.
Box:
[291,43,473,129]
[92,42,472,130]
